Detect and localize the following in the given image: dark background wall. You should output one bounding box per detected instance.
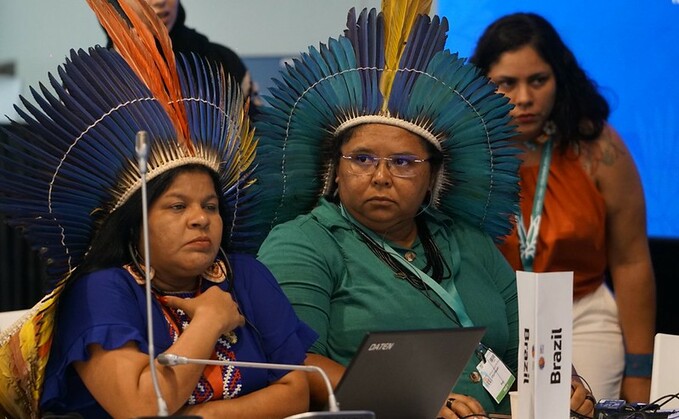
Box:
[0,125,49,310]
[650,239,679,335]
[0,215,47,310]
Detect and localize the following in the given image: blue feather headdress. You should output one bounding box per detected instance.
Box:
[0,2,258,416]
[0,1,258,288]
[255,1,520,241]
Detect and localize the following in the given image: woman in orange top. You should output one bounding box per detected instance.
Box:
[471,13,656,403]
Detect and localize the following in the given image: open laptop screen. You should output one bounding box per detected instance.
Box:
[335,327,486,419]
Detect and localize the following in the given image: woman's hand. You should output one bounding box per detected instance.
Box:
[436,393,486,418]
[163,285,245,335]
[621,376,651,404]
[571,376,596,417]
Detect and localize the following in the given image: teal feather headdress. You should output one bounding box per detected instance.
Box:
[255,2,520,241]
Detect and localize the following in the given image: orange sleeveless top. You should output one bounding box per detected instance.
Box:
[499,147,607,299]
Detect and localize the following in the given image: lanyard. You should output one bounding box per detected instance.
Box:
[339,205,474,327]
[517,138,553,272]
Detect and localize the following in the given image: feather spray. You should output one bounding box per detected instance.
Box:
[85,0,192,150]
[379,0,432,111]
[0,284,62,419]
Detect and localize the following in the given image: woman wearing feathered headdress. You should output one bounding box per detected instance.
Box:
[0,0,315,417]
[256,1,596,417]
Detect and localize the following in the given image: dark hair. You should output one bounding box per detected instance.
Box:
[326,124,444,201]
[74,164,226,277]
[469,12,609,150]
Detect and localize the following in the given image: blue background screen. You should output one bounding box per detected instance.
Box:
[439,0,679,238]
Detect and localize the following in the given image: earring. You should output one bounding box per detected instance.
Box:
[202,259,227,283]
[127,241,155,283]
[201,247,233,290]
[543,120,557,136]
[526,120,557,151]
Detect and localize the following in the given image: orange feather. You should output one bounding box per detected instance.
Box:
[85,0,192,151]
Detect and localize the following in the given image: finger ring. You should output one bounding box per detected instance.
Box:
[446,398,455,410]
[585,394,597,405]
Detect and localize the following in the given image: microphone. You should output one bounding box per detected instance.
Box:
[157,354,375,419]
[136,131,169,417]
[135,130,149,175]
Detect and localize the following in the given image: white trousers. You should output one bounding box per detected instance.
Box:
[572,283,624,401]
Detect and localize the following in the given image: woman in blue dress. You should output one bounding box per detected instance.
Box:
[0,0,315,417]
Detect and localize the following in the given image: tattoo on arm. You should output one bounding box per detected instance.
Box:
[600,131,625,166]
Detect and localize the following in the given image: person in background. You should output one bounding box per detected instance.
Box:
[470,12,656,403]
[255,1,596,417]
[107,0,262,114]
[0,0,314,417]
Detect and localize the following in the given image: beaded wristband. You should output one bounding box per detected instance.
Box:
[624,353,654,378]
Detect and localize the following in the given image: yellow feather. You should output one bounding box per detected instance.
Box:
[380,0,432,111]
[85,0,192,150]
[224,101,258,189]
[0,282,64,419]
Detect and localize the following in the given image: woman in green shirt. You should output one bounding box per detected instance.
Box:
[255,1,595,417]
[259,123,518,415]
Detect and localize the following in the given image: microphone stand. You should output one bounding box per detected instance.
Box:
[157,354,375,419]
[135,131,170,418]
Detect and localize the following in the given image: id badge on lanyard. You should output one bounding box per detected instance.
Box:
[475,342,515,403]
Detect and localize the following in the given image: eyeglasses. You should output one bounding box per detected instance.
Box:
[340,153,430,178]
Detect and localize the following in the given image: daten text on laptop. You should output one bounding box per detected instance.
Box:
[334,327,486,418]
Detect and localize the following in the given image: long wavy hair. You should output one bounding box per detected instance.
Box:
[470,12,609,151]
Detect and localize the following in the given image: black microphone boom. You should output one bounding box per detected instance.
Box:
[157,354,374,419]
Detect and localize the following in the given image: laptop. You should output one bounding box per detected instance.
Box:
[334,327,486,418]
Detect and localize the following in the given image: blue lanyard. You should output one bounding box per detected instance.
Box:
[339,205,474,327]
[517,138,553,272]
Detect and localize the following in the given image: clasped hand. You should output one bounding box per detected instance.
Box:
[162,286,245,335]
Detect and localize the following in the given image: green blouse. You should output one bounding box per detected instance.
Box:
[258,198,517,414]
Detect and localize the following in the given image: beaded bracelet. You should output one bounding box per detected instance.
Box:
[624,353,654,378]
